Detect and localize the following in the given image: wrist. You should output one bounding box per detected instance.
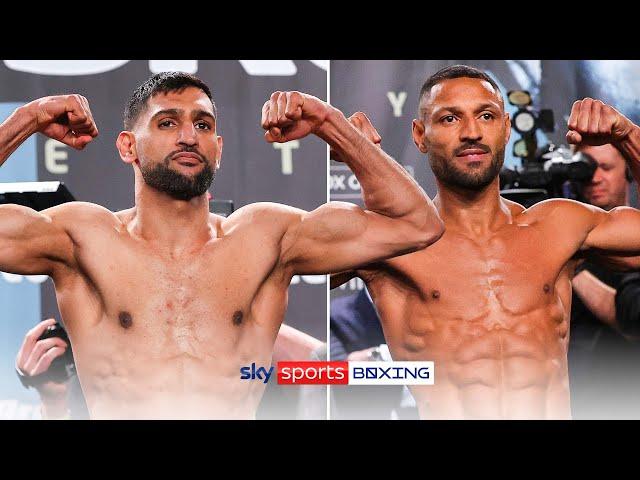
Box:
[313,107,347,142]
[614,123,640,154]
[13,103,39,135]
[40,381,67,401]
[315,108,368,161]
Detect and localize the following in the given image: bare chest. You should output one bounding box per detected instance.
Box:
[59,229,284,355]
[369,225,574,326]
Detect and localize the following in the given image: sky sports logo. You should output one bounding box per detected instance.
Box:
[239,361,434,385]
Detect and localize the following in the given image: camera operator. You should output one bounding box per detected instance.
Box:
[15,318,89,420]
[570,143,640,419]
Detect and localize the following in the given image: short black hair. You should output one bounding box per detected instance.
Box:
[123,72,216,130]
[418,65,502,116]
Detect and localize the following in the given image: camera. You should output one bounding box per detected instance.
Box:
[499,91,597,207]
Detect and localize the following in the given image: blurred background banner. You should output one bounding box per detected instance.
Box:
[0,60,327,417]
[330,60,640,297]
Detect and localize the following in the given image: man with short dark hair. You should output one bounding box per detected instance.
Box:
[0,72,443,419]
[333,64,640,419]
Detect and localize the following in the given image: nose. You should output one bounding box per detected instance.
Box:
[590,167,604,185]
[177,122,198,147]
[459,118,482,142]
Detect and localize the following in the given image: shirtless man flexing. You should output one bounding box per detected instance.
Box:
[333,65,640,419]
[0,72,443,419]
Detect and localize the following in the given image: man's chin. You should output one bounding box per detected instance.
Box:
[163,189,208,201]
[170,163,205,175]
[444,169,497,190]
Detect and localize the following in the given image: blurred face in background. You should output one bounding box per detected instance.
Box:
[581,144,629,210]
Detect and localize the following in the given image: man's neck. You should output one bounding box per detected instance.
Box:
[434,178,511,237]
[130,183,214,252]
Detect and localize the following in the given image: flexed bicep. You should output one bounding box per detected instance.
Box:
[580,205,640,270]
[0,204,75,276]
[280,201,443,275]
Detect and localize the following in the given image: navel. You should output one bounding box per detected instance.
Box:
[543,284,551,294]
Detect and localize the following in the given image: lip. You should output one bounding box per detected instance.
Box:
[457,148,489,157]
[588,189,606,197]
[456,150,489,162]
[173,152,203,166]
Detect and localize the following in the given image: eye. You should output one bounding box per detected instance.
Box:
[159,119,176,128]
[195,121,211,130]
[441,115,456,123]
[480,112,494,120]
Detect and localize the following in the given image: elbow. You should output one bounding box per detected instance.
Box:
[408,215,445,252]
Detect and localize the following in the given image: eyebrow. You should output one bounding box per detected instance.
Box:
[431,103,501,117]
[150,108,216,123]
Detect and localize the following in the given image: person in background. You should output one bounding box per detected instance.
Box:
[570,143,640,419]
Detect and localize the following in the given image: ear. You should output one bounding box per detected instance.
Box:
[215,135,223,171]
[504,112,512,146]
[412,119,428,153]
[116,131,137,165]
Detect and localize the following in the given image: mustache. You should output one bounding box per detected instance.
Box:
[164,147,206,164]
[453,142,491,156]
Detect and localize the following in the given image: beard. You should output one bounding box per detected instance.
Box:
[139,149,215,201]
[428,143,505,191]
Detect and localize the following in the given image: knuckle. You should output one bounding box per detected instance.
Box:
[270,91,281,101]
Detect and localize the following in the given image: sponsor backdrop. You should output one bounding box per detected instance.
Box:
[0,60,327,417]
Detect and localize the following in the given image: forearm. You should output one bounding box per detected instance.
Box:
[273,324,324,362]
[0,104,36,167]
[572,270,617,329]
[317,110,437,226]
[40,394,69,420]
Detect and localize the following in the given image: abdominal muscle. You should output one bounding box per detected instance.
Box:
[383,302,571,420]
[62,301,278,420]
[79,353,268,419]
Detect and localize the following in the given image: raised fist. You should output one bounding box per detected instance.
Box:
[261,91,332,143]
[567,98,634,147]
[26,94,99,150]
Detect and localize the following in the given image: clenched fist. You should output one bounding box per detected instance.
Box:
[330,111,382,162]
[567,98,634,146]
[261,91,332,143]
[25,94,99,150]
